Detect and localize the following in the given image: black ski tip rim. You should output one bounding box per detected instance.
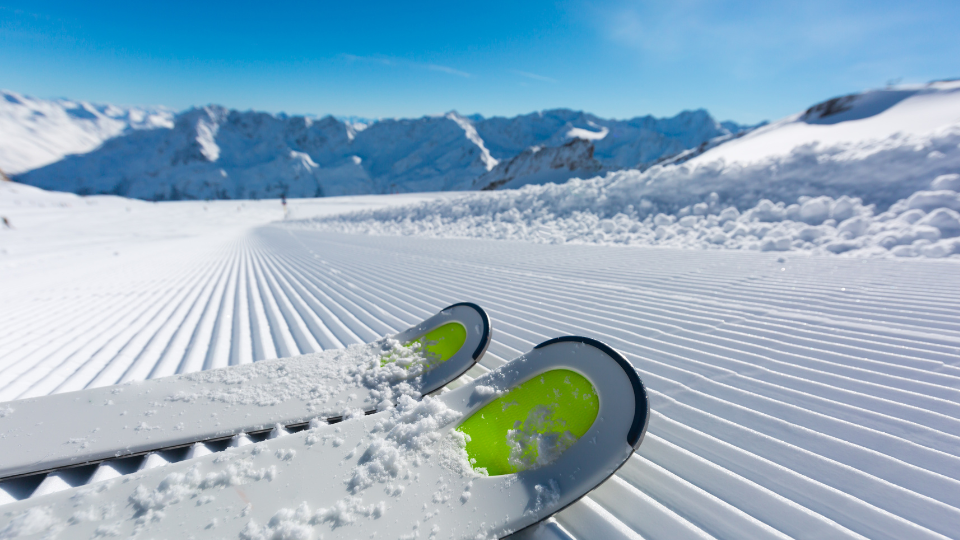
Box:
[441,302,491,361]
[534,336,650,448]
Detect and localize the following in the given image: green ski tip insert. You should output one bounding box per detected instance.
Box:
[381,322,467,369]
[457,369,599,476]
[419,322,467,364]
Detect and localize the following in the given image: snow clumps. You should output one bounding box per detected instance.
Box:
[296,173,960,259]
[346,394,463,494]
[167,336,433,417]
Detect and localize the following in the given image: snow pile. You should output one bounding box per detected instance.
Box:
[297,176,960,258]
[295,83,960,259]
[0,89,173,175]
[346,395,463,494]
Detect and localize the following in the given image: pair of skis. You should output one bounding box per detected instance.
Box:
[0,303,649,539]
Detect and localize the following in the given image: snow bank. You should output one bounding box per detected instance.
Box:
[294,171,960,259]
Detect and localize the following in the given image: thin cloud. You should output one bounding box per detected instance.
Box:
[342,54,471,78]
[511,70,558,83]
[426,64,472,78]
[342,54,393,66]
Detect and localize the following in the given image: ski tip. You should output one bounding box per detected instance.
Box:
[440,302,491,361]
[534,336,649,449]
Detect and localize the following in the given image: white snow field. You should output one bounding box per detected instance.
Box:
[2,181,960,539]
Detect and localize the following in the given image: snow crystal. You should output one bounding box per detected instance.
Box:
[316,497,386,527]
[275,394,472,531]
[129,467,203,514]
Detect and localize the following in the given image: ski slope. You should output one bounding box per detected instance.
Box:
[1,185,959,539]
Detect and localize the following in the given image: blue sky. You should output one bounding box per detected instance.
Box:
[2,0,958,124]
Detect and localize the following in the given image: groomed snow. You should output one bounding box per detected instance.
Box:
[2,180,959,540]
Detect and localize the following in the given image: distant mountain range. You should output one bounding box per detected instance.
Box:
[1,90,756,200]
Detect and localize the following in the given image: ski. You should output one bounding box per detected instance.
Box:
[0,302,491,500]
[0,336,648,540]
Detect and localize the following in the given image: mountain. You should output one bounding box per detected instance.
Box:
[12,108,499,200]
[473,138,603,191]
[0,90,173,175]
[474,108,746,169]
[8,91,750,200]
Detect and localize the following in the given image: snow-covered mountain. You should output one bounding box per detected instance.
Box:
[475,108,747,169]
[0,90,173,175]
[473,138,603,191]
[13,108,499,200]
[8,91,748,200]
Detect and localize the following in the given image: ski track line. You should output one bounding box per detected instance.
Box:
[1,226,960,540]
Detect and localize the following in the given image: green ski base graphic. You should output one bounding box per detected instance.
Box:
[381,322,468,369]
[457,369,600,476]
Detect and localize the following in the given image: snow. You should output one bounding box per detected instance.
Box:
[508,406,578,471]
[167,337,436,412]
[296,183,960,258]
[696,81,960,167]
[0,507,61,538]
[471,138,603,191]
[0,90,173,175]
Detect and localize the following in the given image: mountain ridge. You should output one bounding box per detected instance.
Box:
[6,91,752,200]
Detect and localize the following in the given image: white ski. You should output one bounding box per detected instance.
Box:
[0,336,648,540]
[0,303,490,497]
